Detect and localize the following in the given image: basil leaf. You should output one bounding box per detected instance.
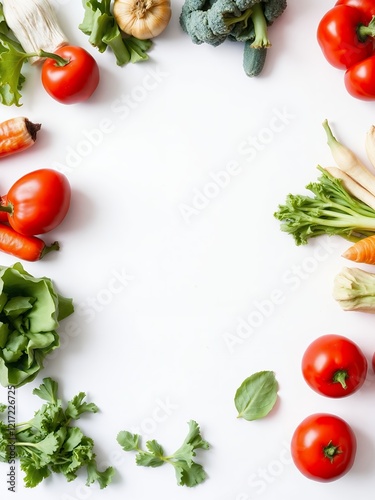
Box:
[234,370,278,421]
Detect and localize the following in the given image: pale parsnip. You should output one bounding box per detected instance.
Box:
[323,119,375,197]
[324,166,375,211]
[1,0,68,63]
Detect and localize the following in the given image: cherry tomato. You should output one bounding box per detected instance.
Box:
[41,46,100,104]
[5,169,71,236]
[345,54,375,100]
[336,0,375,16]
[291,413,356,482]
[317,5,374,69]
[302,334,367,397]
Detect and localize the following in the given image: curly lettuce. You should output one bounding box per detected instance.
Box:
[0,262,74,387]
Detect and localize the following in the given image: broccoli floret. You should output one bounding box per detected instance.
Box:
[207,0,244,37]
[179,0,287,75]
[263,0,287,24]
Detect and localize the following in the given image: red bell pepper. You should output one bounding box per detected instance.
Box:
[317,2,375,99]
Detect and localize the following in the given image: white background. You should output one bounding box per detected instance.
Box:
[1,0,375,499]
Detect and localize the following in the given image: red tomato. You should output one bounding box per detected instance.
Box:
[41,46,100,104]
[345,54,375,100]
[317,5,374,69]
[336,0,375,16]
[5,169,71,236]
[302,334,367,397]
[291,413,357,482]
[372,352,375,373]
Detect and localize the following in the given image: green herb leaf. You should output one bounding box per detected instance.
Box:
[33,377,59,405]
[66,392,99,420]
[234,370,278,421]
[117,420,209,487]
[0,378,114,488]
[174,460,207,487]
[117,430,140,451]
[86,460,115,489]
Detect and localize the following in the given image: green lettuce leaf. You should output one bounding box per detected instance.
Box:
[0,263,74,387]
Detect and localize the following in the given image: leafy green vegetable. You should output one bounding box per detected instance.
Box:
[0,262,74,387]
[234,370,278,421]
[79,0,152,66]
[117,420,210,487]
[274,166,375,245]
[333,266,375,312]
[0,5,29,106]
[0,377,114,488]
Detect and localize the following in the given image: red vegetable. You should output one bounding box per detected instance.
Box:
[41,46,100,104]
[302,334,368,398]
[372,352,375,372]
[0,223,59,261]
[0,169,71,236]
[335,0,375,16]
[291,413,357,482]
[344,54,375,100]
[317,5,375,69]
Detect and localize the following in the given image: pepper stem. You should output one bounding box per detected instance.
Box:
[358,16,375,42]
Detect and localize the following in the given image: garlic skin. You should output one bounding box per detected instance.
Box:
[113,0,172,40]
[1,0,68,64]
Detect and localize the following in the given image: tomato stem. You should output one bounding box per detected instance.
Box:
[332,369,348,389]
[38,49,70,67]
[323,441,342,462]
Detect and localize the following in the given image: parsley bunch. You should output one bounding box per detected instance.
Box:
[117,420,210,487]
[0,378,114,488]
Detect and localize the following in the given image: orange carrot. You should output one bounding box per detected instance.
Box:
[342,234,375,264]
[0,117,41,158]
[0,223,59,261]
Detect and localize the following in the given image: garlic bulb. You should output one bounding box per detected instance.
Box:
[1,0,68,64]
[113,0,172,40]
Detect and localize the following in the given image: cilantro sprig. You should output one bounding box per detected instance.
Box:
[0,378,114,488]
[117,420,210,487]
